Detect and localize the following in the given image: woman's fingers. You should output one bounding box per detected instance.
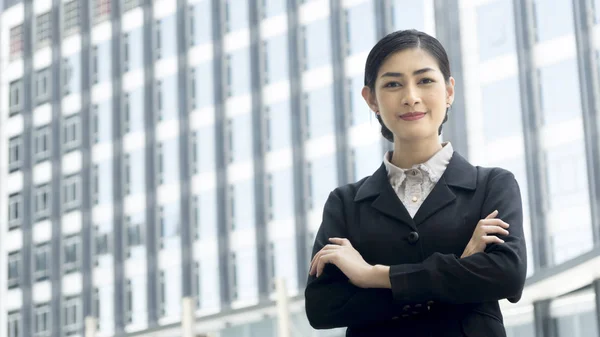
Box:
[316,251,337,277]
[485,210,499,219]
[481,225,510,236]
[309,244,341,275]
[480,218,510,228]
[329,237,352,247]
[481,235,505,245]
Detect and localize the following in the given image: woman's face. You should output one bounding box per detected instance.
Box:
[362,48,455,143]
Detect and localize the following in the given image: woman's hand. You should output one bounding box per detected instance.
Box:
[461,210,510,258]
[309,238,377,288]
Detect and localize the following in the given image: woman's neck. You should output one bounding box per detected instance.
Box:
[391,137,443,169]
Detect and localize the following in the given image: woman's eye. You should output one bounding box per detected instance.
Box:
[420,78,434,84]
[385,82,401,88]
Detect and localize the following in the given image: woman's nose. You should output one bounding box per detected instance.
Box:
[402,86,421,106]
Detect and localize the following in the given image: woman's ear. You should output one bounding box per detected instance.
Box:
[361,86,378,113]
[446,77,456,106]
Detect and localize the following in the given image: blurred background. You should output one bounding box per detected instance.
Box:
[1,0,600,336]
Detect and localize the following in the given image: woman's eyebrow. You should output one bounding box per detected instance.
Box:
[380,68,435,78]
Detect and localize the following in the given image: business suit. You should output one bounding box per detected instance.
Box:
[304,152,527,337]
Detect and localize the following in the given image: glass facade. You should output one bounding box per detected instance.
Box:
[303,18,331,70]
[2,1,600,337]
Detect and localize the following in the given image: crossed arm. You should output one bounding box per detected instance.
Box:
[304,172,527,329]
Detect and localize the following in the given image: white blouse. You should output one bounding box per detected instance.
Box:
[383,142,454,218]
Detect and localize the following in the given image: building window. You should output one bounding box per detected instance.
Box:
[94,0,111,25]
[9,80,23,116]
[158,271,166,317]
[94,227,110,265]
[91,46,99,84]
[63,174,81,210]
[193,196,200,239]
[34,243,51,282]
[9,136,22,173]
[194,262,201,309]
[124,153,131,195]
[8,251,20,289]
[92,288,100,318]
[123,93,130,133]
[92,105,99,144]
[266,174,274,221]
[157,143,164,185]
[229,185,235,230]
[8,193,23,230]
[36,12,51,49]
[92,165,99,205]
[63,1,80,36]
[62,55,80,96]
[230,252,238,300]
[10,24,24,60]
[64,234,81,274]
[34,184,51,221]
[7,310,20,337]
[189,69,197,110]
[123,0,141,12]
[156,80,163,120]
[34,126,51,163]
[63,114,81,152]
[155,20,162,60]
[269,242,276,292]
[34,303,51,337]
[122,33,130,72]
[63,295,82,336]
[125,279,133,323]
[35,68,51,105]
[126,217,142,252]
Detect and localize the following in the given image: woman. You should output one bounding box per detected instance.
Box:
[304,29,527,337]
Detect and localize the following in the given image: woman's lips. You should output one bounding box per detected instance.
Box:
[399,112,426,121]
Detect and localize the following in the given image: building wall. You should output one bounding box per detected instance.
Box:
[1,0,600,337]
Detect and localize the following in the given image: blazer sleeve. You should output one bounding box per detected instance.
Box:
[389,170,528,304]
[304,190,402,329]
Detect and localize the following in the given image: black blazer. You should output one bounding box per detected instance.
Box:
[305,152,527,337]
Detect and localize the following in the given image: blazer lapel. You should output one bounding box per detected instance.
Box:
[412,176,456,226]
[413,152,477,225]
[355,163,416,230]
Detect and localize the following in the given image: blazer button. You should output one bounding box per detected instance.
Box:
[408,231,419,244]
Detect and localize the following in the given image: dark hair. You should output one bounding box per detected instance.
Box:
[363,29,452,142]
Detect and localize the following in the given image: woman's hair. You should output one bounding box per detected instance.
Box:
[363,29,452,142]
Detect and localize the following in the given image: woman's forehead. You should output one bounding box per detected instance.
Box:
[378,49,441,75]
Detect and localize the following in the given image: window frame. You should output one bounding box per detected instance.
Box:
[63,113,81,152]
[34,243,51,282]
[62,174,81,211]
[35,12,52,49]
[35,68,51,105]
[9,135,23,173]
[10,24,24,60]
[63,295,82,335]
[9,79,23,116]
[8,192,23,230]
[63,0,80,36]
[7,310,21,337]
[34,183,52,221]
[63,234,81,274]
[93,0,112,25]
[34,125,52,163]
[34,303,51,337]
[8,251,21,289]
